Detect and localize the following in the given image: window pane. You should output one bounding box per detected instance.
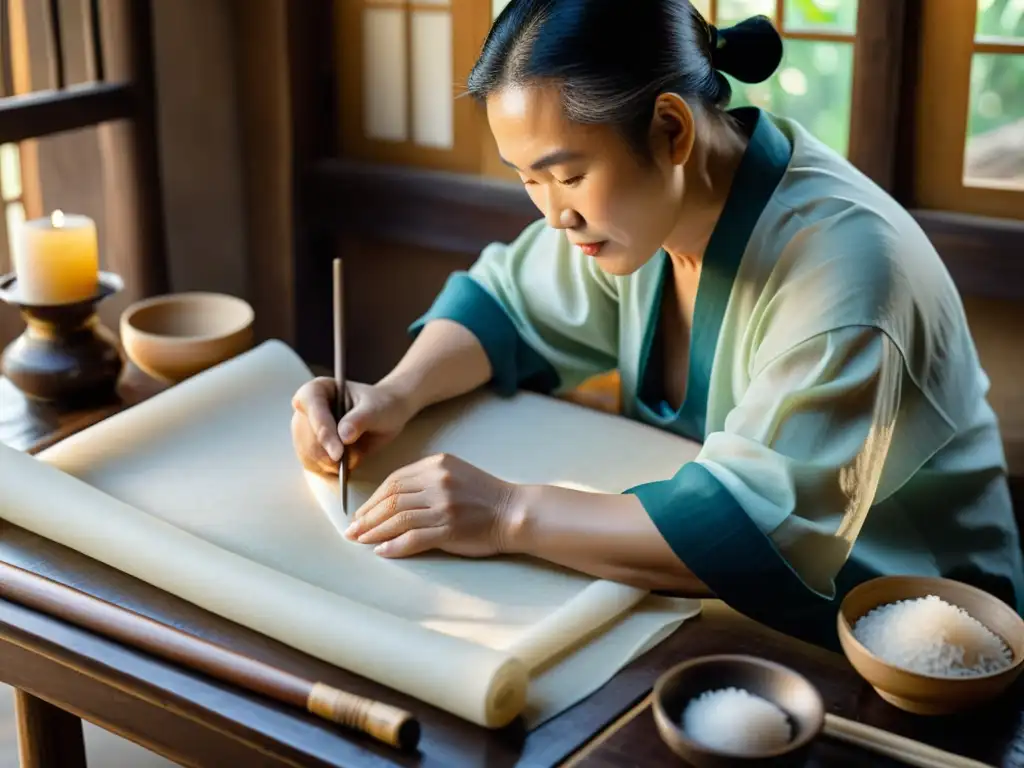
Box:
[6,201,25,275]
[784,0,858,34]
[1,144,22,202]
[411,11,454,150]
[726,39,853,156]
[976,0,1024,40]
[963,53,1024,187]
[716,0,775,26]
[362,7,408,142]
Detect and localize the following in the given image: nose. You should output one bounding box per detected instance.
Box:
[539,187,582,231]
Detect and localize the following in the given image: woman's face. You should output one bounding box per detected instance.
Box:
[486,85,689,276]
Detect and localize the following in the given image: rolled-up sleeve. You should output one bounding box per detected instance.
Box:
[410,219,620,397]
[627,326,903,642]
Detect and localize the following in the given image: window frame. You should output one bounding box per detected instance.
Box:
[336,0,915,190]
[912,0,1024,220]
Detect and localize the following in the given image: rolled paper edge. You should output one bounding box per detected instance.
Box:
[485,655,530,729]
[506,581,648,673]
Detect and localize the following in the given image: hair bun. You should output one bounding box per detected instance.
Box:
[710,15,783,84]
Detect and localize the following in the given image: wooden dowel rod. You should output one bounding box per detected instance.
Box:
[0,0,13,98]
[84,0,105,82]
[44,0,65,90]
[824,714,993,768]
[0,560,420,750]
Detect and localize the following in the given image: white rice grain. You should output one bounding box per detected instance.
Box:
[681,687,792,755]
[852,594,1012,677]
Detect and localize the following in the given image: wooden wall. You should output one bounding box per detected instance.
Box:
[151,0,247,300]
[341,238,475,382]
[149,0,295,346]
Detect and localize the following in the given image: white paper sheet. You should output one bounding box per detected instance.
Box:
[5,340,704,728]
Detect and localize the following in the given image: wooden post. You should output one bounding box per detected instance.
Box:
[15,690,87,768]
[286,0,337,365]
[96,0,169,324]
[848,0,910,195]
[231,0,300,347]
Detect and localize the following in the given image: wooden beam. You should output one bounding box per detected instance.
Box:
[892,0,923,205]
[910,210,1024,303]
[287,0,338,363]
[308,160,1024,302]
[848,0,908,193]
[307,158,538,255]
[0,82,134,144]
[96,0,169,310]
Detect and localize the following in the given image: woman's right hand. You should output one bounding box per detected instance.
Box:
[291,377,416,476]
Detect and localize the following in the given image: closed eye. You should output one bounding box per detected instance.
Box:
[559,175,585,187]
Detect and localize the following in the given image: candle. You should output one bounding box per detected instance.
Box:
[14,210,100,305]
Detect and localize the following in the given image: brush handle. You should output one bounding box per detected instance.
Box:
[332,258,346,422]
[332,258,349,514]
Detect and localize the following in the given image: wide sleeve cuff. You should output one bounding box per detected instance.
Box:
[626,462,859,648]
[409,273,559,397]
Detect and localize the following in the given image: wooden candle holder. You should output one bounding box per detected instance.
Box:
[0,271,125,404]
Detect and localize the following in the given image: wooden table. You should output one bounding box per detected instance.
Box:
[1,368,1023,768]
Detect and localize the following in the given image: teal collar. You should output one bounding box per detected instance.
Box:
[635,108,793,440]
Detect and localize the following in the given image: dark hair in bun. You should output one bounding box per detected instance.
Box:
[709,16,784,89]
[468,0,784,156]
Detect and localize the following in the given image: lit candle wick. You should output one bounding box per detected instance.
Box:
[51,210,65,229]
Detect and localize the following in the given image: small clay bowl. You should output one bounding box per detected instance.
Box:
[120,292,254,383]
[652,654,825,767]
[838,575,1024,715]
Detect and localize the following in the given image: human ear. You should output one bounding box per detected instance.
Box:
[649,93,695,166]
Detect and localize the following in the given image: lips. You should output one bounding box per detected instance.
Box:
[576,241,606,257]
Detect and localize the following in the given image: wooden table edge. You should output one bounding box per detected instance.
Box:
[0,596,386,768]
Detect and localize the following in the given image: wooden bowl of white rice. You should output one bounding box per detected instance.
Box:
[652,654,825,766]
[838,575,1024,715]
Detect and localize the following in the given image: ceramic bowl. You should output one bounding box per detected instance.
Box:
[652,654,825,767]
[120,292,254,383]
[837,575,1024,715]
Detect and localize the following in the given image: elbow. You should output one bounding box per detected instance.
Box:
[608,560,714,597]
[661,568,715,598]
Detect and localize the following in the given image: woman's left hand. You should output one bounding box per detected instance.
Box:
[343,453,521,558]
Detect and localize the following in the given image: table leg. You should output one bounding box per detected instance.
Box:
[14,690,87,768]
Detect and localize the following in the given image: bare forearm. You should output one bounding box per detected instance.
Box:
[504,485,713,596]
[378,320,492,416]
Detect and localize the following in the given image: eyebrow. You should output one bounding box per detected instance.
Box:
[500,149,586,172]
